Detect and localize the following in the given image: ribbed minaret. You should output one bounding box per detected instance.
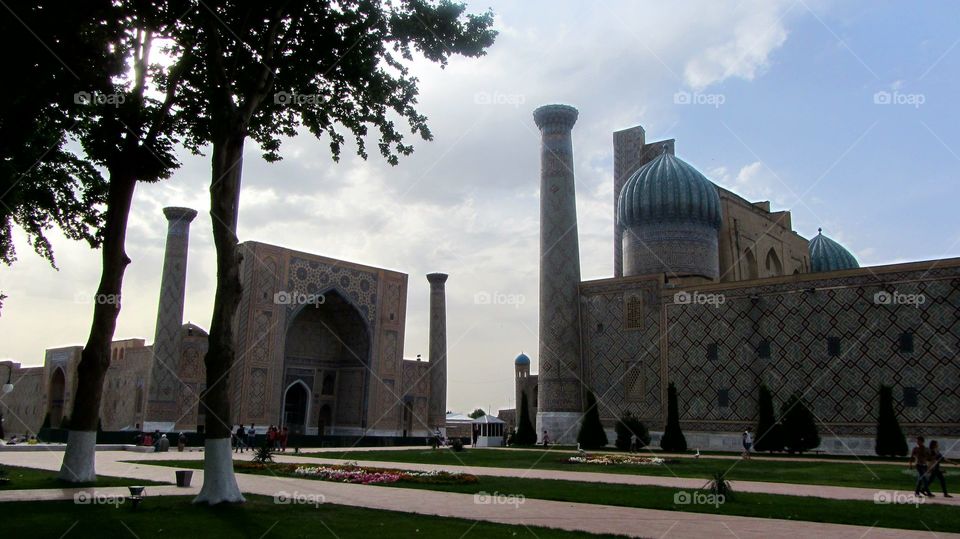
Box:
[147,207,198,413]
[426,272,448,430]
[533,104,583,444]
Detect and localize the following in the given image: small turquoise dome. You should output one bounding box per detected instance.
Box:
[514,353,530,366]
[617,152,722,229]
[809,229,859,272]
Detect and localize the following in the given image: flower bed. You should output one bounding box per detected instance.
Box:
[566,454,666,466]
[234,461,478,485]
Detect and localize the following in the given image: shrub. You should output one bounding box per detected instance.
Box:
[514,390,537,445]
[252,445,274,464]
[615,411,650,450]
[705,471,733,500]
[754,385,784,452]
[451,439,464,452]
[577,391,608,449]
[660,382,687,452]
[781,393,820,453]
[875,384,908,457]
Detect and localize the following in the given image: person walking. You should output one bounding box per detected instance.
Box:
[247,424,257,450]
[742,428,753,460]
[541,430,550,447]
[280,426,289,452]
[234,424,246,453]
[909,436,934,497]
[927,440,953,498]
[177,432,187,452]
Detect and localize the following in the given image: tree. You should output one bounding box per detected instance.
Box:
[169,0,495,504]
[781,393,821,454]
[660,382,687,452]
[514,391,537,445]
[614,411,650,451]
[468,408,486,419]
[577,391,608,449]
[754,385,784,453]
[55,2,189,483]
[875,385,908,457]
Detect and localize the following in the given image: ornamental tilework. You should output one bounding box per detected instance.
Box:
[286,257,378,325]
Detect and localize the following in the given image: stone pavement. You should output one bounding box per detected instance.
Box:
[0,450,956,539]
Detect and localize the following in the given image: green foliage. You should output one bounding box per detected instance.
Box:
[754,385,784,452]
[875,385,908,457]
[468,409,486,419]
[450,439,464,452]
[252,445,274,464]
[705,471,734,500]
[514,391,537,445]
[576,391,608,449]
[614,411,650,450]
[781,394,821,453]
[660,382,687,452]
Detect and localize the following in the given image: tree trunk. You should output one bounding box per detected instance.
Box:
[59,172,136,483]
[194,131,246,505]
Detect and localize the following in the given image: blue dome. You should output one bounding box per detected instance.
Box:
[617,152,722,229]
[809,229,859,272]
[514,353,531,366]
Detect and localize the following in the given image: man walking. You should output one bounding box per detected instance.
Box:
[742,428,753,460]
[909,436,934,497]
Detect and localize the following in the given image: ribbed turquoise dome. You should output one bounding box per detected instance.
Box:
[809,229,859,272]
[514,353,530,366]
[617,152,722,229]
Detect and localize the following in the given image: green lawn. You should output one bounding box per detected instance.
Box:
[0,495,621,538]
[0,464,167,490]
[142,459,960,534]
[302,448,929,491]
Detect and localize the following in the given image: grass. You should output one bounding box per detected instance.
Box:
[0,464,166,490]
[0,495,621,538]
[298,447,931,491]
[142,459,960,533]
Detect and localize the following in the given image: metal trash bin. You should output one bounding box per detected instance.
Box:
[175,470,193,487]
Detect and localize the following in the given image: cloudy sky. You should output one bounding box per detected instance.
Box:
[2,0,959,415]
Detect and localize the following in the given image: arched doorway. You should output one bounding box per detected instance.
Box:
[282,381,310,435]
[743,248,759,280]
[765,248,783,276]
[48,368,66,428]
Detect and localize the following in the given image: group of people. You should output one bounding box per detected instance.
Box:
[135,429,188,452]
[908,436,952,498]
[3,434,38,445]
[233,424,290,452]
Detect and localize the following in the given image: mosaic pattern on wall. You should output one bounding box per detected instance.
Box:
[286,257,378,325]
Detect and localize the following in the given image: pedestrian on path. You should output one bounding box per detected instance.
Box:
[927,440,953,498]
[742,428,753,460]
[909,436,934,497]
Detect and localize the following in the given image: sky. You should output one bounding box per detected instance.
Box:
[2,0,959,416]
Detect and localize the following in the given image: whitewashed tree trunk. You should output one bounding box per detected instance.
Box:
[193,438,245,504]
[58,430,97,483]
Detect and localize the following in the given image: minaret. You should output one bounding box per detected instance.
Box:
[426,272,448,430]
[147,207,198,412]
[533,104,583,444]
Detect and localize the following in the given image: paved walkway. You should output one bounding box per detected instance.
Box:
[0,450,956,538]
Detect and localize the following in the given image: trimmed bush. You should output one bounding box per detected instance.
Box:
[577,391,608,449]
[614,411,650,450]
[781,393,820,453]
[754,385,784,452]
[875,384,908,457]
[660,382,687,452]
[514,390,537,445]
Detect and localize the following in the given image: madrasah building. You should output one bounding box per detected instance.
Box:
[0,207,449,439]
[505,104,959,454]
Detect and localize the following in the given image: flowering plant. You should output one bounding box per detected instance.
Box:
[566,454,666,466]
[233,461,479,485]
